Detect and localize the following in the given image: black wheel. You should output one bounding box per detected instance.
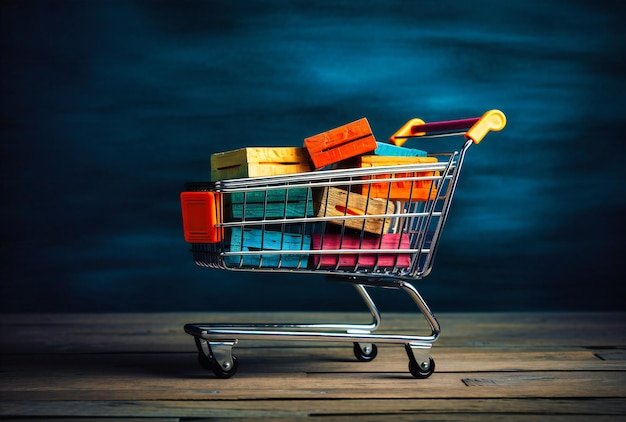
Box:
[408,356,435,379]
[211,355,239,379]
[353,342,378,362]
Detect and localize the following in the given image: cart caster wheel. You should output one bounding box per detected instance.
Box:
[353,342,378,362]
[211,355,238,379]
[408,356,435,379]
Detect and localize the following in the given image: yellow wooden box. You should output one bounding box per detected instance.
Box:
[211,147,311,181]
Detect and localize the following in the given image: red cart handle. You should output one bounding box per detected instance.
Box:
[390,109,506,146]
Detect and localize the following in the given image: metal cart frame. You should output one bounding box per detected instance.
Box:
[181,110,506,378]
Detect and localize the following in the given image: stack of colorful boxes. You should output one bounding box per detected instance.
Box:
[209,118,438,270]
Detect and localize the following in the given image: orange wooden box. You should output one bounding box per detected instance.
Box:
[304,118,377,169]
[359,155,440,201]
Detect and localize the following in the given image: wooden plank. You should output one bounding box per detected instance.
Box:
[595,349,626,361]
[229,345,626,373]
[304,118,377,169]
[2,399,625,419]
[2,345,624,385]
[1,348,625,400]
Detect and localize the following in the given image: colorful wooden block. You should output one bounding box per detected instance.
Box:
[311,233,411,269]
[226,188,313,219]
[211,147,311,181]
[225,228,310,268]
[359,156,440,201]
[313,186,394,235]
[372,142,427,157]
[304,118,377,169]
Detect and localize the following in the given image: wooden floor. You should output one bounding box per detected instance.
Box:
[0,311,625,420]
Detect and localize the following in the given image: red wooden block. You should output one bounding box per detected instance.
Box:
[310,233,411,269]
[304,118,377,169]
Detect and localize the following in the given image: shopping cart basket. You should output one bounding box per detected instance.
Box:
[180,109,506,378]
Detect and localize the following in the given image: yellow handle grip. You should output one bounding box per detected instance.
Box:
[389,118,425,146]
[465,109,506,144]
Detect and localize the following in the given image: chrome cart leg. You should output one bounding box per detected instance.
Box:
[194,336,213,370]
[353,283,382,331]
[398,280,438,378]
[397,279,440,342]
[351,283,380,362]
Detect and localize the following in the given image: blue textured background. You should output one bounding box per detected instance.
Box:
[1,0,625,313]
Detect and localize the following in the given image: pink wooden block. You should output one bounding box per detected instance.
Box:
[311,233,411,269]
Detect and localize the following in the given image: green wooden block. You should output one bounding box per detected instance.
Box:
[227,188,314,219]
[225,228,310,268]
[373,142,427,157]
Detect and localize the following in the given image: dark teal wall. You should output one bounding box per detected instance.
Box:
[1,0,624,312]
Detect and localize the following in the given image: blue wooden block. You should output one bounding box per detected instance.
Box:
[373,142,427,157]
[227,188,314,219]
[225,228,310,268]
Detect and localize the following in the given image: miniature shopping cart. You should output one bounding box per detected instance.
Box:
[180,110,506,378]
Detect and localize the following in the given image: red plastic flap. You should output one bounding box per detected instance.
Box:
[180,191,223,243]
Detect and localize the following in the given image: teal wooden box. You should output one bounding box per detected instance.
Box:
[227,188,313,220]
[373,142,427,157]
[225,228,310,268]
